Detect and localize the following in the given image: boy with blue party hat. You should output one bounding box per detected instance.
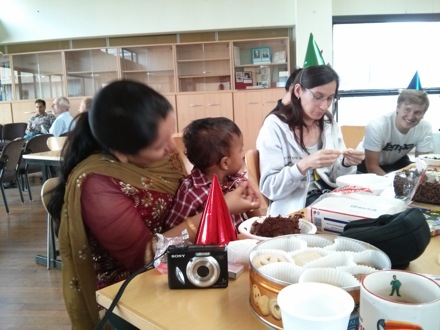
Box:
[358,71,433,175]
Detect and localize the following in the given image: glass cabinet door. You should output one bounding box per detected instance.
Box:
[12,52,64,100]
[232,38,289,89]
[120,45,175,93]
[65,48,119,97]
[176,42,231,92]
[0,55,12,101]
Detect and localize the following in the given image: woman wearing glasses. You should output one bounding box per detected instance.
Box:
[256,65,364,216]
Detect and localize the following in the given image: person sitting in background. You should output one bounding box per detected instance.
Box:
[49,96,73,137]
[165,117,260,230]
[24,99,56,139]
[357,89,432,175]
[257,65,364,216]
[78,97,92,113]
[47,81,258,329]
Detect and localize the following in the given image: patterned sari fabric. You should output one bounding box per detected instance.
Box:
[58,152,185,329]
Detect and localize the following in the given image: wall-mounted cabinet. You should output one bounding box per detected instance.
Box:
[233,37,289,90]
[176,92,233,131]
[233,88,285,151]
[120,45,176,94]
[176,42,231,92]
[2,35,291,152]
[65,49,119,97]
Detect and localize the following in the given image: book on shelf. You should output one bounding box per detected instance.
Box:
[277,70,289,87]
[272,50,287,63]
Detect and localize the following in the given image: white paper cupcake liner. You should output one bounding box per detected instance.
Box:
[303,251,355,269]
[298,268,360,288]
[352,250,391,270]
[256,236,308,252]
[298,235,334,248]
[323,237,367,253]
[289,247,328,267]
[254,236,307,252]
[250,249,293,269]
[258,262,303,285]
[336,264,378,282]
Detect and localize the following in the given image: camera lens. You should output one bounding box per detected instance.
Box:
[197,265,210,278]
[186,256,220,288]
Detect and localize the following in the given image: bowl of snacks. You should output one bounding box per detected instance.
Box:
[248,234,391,329]
[419,154,440,167]
[238,213,317,241]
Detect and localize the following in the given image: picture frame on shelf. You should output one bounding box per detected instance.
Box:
[235,71,244,83]
[252,47,271,64]
[252,48,261,64]
[243,71,253,83]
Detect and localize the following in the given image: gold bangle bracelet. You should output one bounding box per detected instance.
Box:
[185,217,197,234]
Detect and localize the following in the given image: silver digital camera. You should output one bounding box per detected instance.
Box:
[167,244,228,289]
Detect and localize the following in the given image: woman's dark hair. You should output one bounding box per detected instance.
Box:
[183,117,242,172]
[47,80,173,225]
[274,65,339,153]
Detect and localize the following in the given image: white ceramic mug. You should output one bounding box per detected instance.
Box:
[360,270,440,330]
[277,282,355,330]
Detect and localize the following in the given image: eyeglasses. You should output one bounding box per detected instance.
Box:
[305,88,336,105]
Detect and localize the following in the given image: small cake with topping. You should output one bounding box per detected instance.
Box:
[250,213,303,237]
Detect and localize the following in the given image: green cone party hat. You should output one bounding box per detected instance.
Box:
[303,33,326,68]
[407,71,423,90]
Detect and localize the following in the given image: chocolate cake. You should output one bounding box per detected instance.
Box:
[250,213,303,237]
[394,168,440,205]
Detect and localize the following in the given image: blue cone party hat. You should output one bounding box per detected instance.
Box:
[303,33,326,68]
[407,71,422,90]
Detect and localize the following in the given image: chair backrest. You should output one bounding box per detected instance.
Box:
[245,149,269,215]
[41,177,59,214]
[0,138,26,181]
[340,125,366,149]
[46,136,67,151]
[172,133,193,175]
[24,134,53,154]
[2,123,27,142]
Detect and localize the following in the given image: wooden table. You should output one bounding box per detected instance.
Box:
[96,235,440,330]
[22,150,62,182]
[22,150,62,269]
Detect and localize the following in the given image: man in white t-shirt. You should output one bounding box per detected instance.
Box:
[357,89,433,175]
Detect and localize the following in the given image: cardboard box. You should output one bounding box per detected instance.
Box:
[308,195,406,233]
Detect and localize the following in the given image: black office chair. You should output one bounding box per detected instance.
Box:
[0,123,27,151]
[20,133,53,201]
[0,138,26,214]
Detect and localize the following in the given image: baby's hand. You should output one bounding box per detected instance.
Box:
[225,182,260,214]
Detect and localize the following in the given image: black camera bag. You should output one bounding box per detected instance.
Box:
[340,208,431,269]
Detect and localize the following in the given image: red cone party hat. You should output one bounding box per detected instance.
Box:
[195,174,238,245]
